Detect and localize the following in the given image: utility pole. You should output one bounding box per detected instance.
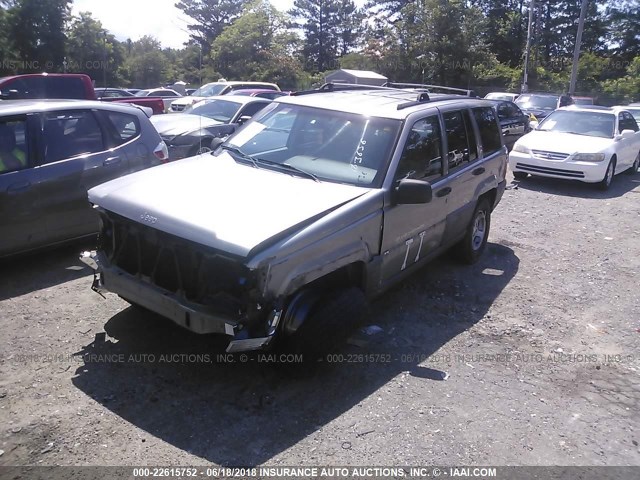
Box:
[522,0,535,93]
[569,0,589,96]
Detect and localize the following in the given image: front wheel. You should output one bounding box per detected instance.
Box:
[453,198,491,264]
[598,158,616,190]
[625,152,639,175]
[279,287,366,362]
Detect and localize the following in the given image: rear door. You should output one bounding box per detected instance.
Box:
[35,109,117,242]
[0,114,44,256]
[438,108,483,243]
[96,109,152,173]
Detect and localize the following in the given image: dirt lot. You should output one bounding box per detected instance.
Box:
[1,171,639,470]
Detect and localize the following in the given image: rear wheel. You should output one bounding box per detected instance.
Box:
[598,157,616,190]
[453,198,491,264]
[625,152,639,175]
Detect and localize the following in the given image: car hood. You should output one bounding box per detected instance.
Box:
[518,130,613,153]
[150,114,222,137]
[88,153,371,257]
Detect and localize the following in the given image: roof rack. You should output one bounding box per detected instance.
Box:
[383,82,478,97]
[292,82,394,96]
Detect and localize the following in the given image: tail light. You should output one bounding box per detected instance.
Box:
[154,141,169,162]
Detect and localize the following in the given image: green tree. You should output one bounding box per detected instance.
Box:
[211,0,303,88]
[175,0,249,54]
[289,0,342,72]
[66,12,125,86]
[7,0,71,72]
[604,1,640,64]
[122,36,168,88]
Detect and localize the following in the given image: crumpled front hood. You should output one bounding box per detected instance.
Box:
[88,153,371,257]
[151,114,221,137]
[519,130,613,153]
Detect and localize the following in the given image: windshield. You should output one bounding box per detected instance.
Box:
[192,83,227,97]
[220,103,401,187]
[538,110,615,138]
[134,90,150,96]
[485,93,515,101]
[516,94,558,110]
[187,99,241,123]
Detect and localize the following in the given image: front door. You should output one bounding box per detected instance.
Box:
[0,114,45,256]
[380,114,450,285]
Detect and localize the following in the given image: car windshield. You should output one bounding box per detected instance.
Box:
[187,99,241,123]
[134,90,150,96]
[486,93,515,101]
[538,110,615,138]
[573,97,593,105]
[516,94,558,110]
[192,83,228,97]
[220,103,401,187]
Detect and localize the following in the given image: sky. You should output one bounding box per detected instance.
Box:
[72,0,300,49]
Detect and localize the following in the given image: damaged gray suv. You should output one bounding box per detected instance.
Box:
[81,84,507,354]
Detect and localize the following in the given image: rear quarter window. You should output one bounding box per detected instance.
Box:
[473,107,502,156]
[103,111,141,145]
[46,77,87,99]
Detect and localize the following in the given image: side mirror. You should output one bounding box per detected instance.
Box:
[621,129,635,138]
[237,115,252,125]
[394,179,433,205]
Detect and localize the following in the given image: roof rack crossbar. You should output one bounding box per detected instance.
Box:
[383,82,477,97]
[292,82,396,96]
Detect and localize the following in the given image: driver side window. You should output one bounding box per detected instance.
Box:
[395,116,443,182]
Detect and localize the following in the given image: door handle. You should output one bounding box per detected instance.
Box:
[103,157,122,166]
[436,187,452,197]
[7,181,31,193]
[472,167,486,176]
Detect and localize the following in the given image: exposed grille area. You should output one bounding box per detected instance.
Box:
[516,162,585,178]
[99,211,251,320]
[171,104,185,112]
[531,150,570,161]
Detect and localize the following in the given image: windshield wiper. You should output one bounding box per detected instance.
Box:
[220,144,258,167]
[255,158,320,182]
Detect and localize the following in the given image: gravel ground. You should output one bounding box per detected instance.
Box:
[1,171,639,469]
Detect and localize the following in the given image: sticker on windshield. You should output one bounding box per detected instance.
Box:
[228,122,266,147]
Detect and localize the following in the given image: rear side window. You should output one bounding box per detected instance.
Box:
[103,111,141,145]
[396,116,443,182]
[0,118,29,173]
[473,107,502,156]
[43,110,105,164]
[2,77,44,99]
[443,110,478,174]
[46,77,86,99]
[619,112,639,132]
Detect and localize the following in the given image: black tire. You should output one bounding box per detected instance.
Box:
[279,287,367,362]
[513,171,528,180]
[625,152,639,175]
[453,198,491,265]
[598,157,616,190]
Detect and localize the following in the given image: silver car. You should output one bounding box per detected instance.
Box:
[82,86,507,356]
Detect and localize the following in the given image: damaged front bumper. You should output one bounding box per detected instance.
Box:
[79,250,278,352]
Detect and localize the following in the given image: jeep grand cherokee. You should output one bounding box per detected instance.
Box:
[81,84,507,354]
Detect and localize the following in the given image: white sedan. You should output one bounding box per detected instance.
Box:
[509,106,640,189]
